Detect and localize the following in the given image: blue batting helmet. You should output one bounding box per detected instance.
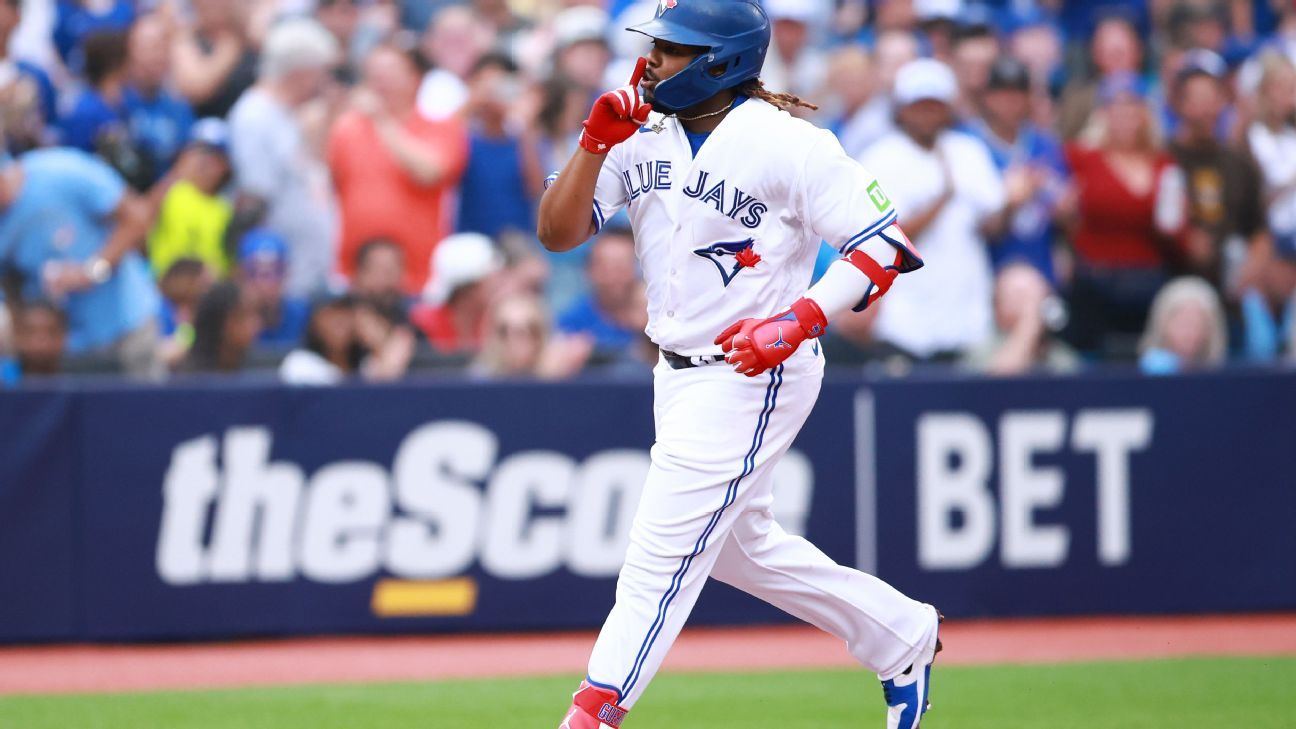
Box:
[627,0,771,113]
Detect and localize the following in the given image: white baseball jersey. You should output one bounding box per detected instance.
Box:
[581,97,915,355]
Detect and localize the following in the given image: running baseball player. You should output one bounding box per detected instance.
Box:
[537,2,941,727]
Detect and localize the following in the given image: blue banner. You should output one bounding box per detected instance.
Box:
[0,370,1292,642]
[862,371,1296,617]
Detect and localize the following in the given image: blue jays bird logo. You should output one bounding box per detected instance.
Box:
[693,238,759,287]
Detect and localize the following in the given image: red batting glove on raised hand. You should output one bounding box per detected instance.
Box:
[714,298,828,377]
[578,57,652,155]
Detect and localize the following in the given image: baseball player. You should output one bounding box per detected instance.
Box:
[538,2,941,727]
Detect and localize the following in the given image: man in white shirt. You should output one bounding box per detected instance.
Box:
[860,57,1006,361]
[229,18,340,299]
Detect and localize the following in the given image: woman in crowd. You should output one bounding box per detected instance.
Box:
[470,292,590,380]
[279,293,362,384]
[280,292,414,385]
[183,280,262,373]
[1063,72,1185,358]
[1138,276,1228,374]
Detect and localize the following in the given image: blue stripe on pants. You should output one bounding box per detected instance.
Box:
[619,364,785,699]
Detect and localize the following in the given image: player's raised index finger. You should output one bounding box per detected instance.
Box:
[629,57,647,88]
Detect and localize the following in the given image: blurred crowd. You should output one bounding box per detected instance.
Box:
[1,0,1295,386]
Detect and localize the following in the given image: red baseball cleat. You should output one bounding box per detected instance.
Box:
[558,681,629,729]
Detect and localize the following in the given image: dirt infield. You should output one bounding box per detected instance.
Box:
[1,613,1293,696]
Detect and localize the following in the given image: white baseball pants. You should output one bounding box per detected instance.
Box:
[585,345,939,709]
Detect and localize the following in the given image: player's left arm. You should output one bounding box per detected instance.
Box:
[716,134,922,376]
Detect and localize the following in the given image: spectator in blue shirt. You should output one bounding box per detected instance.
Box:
[52,0,134,72]
[965,55,1069,284]
[457,52,539,239]
[1,0,59,153]
[236,229,310,348]
[123,13,194,185]
[0,148,162,376]
[557,228,644,352]
[57,30,131,156]
[61,20,194,189]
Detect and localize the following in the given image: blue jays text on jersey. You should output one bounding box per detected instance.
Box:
[621,161,767,229]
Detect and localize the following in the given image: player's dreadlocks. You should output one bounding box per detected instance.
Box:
[737,78,818,112]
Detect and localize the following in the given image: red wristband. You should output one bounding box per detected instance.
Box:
[790,297,828,338]
[578,127,613,155]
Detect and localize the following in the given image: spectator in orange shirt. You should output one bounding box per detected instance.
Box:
[328,42,468,295]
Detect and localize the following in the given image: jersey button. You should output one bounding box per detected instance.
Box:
[667,310,675,318]
[670,267,678,275]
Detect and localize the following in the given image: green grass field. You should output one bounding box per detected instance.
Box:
[2,657,1292,729]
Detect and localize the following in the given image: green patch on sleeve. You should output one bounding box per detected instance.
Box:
[866,180,892,213]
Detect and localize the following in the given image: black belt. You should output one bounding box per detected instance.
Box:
[662,349,728,369]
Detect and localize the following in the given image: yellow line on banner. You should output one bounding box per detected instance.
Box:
[370,577,479,617]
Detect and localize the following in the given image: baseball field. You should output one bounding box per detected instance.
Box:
[2,614,1293,728]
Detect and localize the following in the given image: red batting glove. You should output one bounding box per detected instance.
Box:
[579,57,652,155]
[714,298,828,377]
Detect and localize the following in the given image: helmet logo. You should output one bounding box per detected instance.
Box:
[658,0,677,13]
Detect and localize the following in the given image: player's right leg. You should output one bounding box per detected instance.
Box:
[558,354,820,728]
[710,494,942,728]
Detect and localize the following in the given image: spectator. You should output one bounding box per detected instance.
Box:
[965,55,1069,283]
[872,28,920,97]
[457,52,538,240]
[280,290,414,384]
[52,0,134,71]
[183,280,261,373]
[551,6,612,92]
[280,292,361,384]
[57,30,132,154]
[1007,14,1064,130]
[329,42,468,294]
[0,148,161,376]
[861,58,1005,362]
[1058,14,1145,140]
[353,294,415,380]
[534,73,588,179]
[1241,50,1296,360]
[0,299,66,385]
[963,262,1079,375]
[350,238,408,315]
[1168,49,1264,289]
[914,0,960,63]
[758,0,826,102]
[229,16,340,299]
[1063,73,1185,357]
[148,118,233,278]
[172,0,259,119]
[824,46,891,160]
[122,13,195,186]
[316,0,363,82]
[1138,276,1228,374]
[1,0,58,153]
[155,257,212,368]
[471,292,591,380]
[557,228,644,351]
[235,229,310,348]
[417,5,493,120]
[410,232,502,353]
[951,20,1000,121]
